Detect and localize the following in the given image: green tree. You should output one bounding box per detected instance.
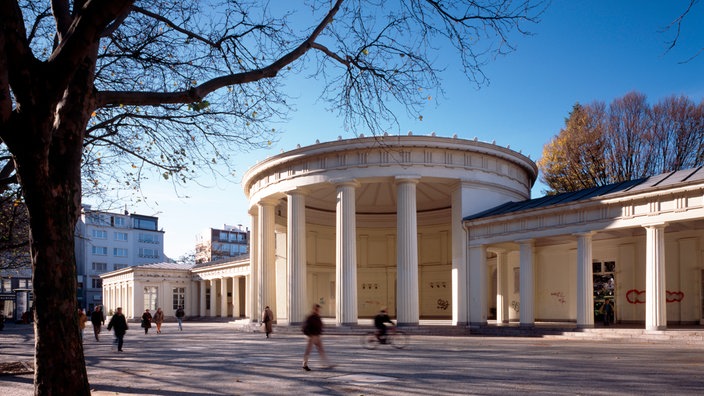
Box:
[1,1,544,393]
[538,92,704,194]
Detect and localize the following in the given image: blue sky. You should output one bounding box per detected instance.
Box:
[86,1,704,259]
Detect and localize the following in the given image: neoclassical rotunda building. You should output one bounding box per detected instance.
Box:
[102,134,704,332]
[242,134,538,326]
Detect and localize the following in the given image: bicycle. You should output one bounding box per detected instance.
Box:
[361,327,409,349]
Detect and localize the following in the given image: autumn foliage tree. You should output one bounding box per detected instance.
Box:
[1,0,544,394]
[538,91,704,194]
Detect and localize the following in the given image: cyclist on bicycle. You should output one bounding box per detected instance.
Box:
[374,308,394,344]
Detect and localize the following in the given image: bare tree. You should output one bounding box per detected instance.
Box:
[2,1,544,393]
[663,0,703,62]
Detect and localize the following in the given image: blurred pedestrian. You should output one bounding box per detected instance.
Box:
[301,304,331,371]
[141,309,152,334]
[107,307,128,352]
[175,306,185,331]
[91,305,104,341]
[153,307,164,334]
[77,308,88,342]
[262,306,273,338]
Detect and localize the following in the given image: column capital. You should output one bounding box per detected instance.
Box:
[487,247,506,255]
[285,187,310,196]
[395,175,421,185]
[573,231,595,238]
[257,197,279,207]
[643,222,669,230]
[331,178,360,188]
[516,238,535,246]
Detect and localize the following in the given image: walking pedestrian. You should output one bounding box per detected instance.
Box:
[262,306,274,338]
[175,306,185,331]
[153,307,164,334]
[141,309,153,334]
[107,307,129,352]
[301,304,331,371]
[91,306,104,341]
[77,308,88,342]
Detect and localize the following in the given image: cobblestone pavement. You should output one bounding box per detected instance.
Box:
[2,321,704,395]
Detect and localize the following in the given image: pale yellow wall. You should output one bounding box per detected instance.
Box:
[299,222,453,318]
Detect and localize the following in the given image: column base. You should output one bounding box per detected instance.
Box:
[645,325,667,331]
[519,322,535,328]
[396,322,419,327]
[469,321,487,329]
[576,323,595,329]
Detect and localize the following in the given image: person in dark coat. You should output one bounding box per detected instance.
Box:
[141,309,153,334]
[91,305,104,341]
[301,304,331,371]
[106,307,129,352]
[262,306,274,338]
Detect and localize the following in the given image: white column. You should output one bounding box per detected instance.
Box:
[220,277,228,317]
[244,275,251,319]
[645,223,668,331]
[248,210,259,320]
[469,245,487,327]
[258,200,277,322]
[287,190,307,324]
[576,232,595,328]
[490,248,509,325]
[199,280,206,317]
[396,176,420,326]
[232,276,240,318]
[519,239,535,327]
[208,280,217,317]
[451,186,468,326]
[335,180,359,325]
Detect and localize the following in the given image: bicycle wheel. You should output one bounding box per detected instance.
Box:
[389,330,409,349]
[361,332,378,350]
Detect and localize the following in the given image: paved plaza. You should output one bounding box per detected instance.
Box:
[2,321,704,395]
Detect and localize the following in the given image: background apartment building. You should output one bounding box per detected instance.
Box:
[195,224,249,264]
[75,205,165,310]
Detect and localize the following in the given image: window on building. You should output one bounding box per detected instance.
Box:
[114,232,128,241]
[205,288,210,310]
[144,286,158,311]
[92,229,107,239]
[2,279,11,292]
[133,217,157,230]
[219,231,228,241]
[91,262,107,272]
[91,278,102,289]
[92,246,108,256]
[113,263,128,271]
[87,213,108,225]
[172,287,185,310]
[18,279,28,288]
[139,233,159,244]
[112,216,126,227]
[113,248,128,257]
[139,247,159,258]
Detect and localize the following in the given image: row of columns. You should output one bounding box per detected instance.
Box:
[195,276,245,318]
[250,176,425,326]
[103,283,132,318]
[483,223,669,331]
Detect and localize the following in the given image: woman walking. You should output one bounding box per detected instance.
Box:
[141,309,153,334]
[153,307,165,334]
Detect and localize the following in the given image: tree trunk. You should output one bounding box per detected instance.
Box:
[11,97,91,395]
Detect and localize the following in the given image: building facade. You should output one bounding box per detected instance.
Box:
[75,205,165,311]
[101,258,249,320]
[195,225,249,264]
[0,268,32,322]
[100,136,704,333]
